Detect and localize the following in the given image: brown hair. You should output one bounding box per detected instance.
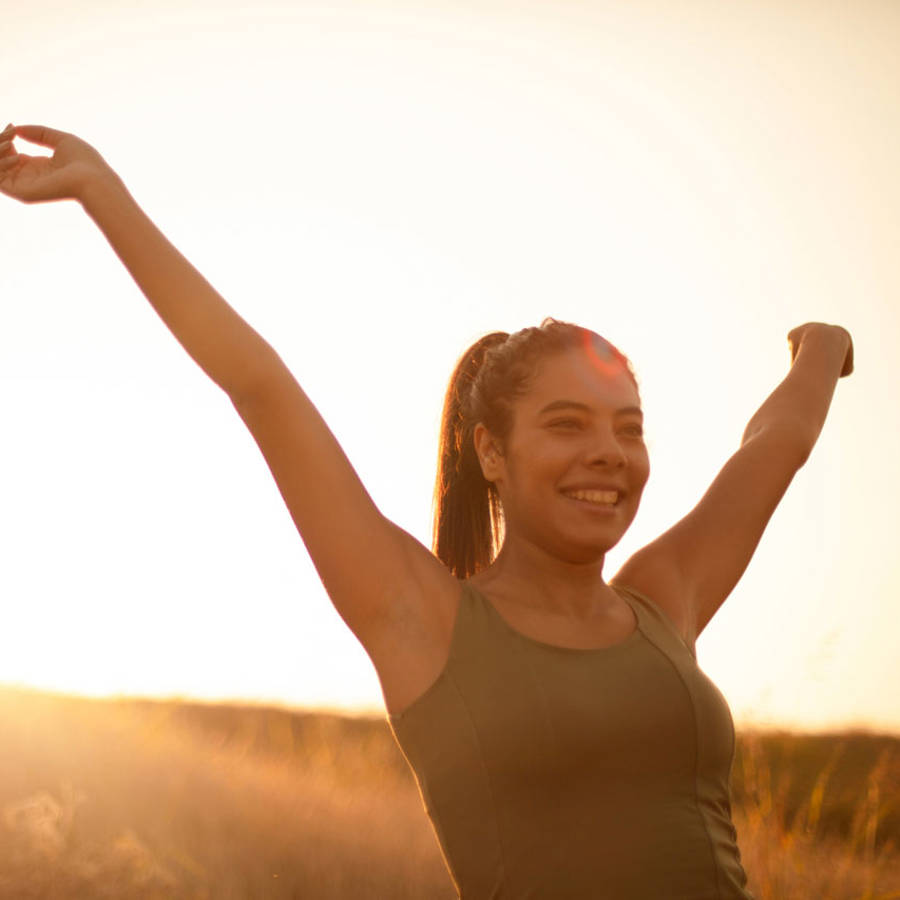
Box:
[432,318,638,579]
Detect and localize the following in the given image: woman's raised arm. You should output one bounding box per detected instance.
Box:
[614,322,853,645]
[0,124,459,699]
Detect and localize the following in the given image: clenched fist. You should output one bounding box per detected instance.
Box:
[787,322,854,378]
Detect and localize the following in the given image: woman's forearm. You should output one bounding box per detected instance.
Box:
[80,173,279,400]
[742,323,851,459]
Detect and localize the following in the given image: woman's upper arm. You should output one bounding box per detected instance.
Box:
[231,358,457,652]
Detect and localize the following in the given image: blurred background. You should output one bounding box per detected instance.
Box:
[2,0,898,733]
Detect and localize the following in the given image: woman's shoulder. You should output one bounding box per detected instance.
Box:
[611,552,697,653]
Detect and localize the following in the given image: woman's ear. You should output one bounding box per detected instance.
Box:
[473,423,504,482]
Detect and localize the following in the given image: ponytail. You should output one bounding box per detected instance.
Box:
[432,332,508,579]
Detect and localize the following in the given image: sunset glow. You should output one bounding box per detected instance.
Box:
[2,0,898,734]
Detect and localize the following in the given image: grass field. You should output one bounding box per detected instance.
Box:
[0,687,897,899]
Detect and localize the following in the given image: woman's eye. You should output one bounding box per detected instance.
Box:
[549,419,580,429]
[622,425,644,437]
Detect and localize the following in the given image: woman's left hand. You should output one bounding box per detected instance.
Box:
[0,123,118,205]
[787,322,854,377]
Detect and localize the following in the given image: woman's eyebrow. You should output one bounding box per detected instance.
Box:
[538,400,643,418]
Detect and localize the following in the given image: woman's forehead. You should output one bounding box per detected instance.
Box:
[522,348,640,411]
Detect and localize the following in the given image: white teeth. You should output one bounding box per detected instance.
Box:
[565,489,618,505]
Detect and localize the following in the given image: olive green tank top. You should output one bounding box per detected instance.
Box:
[389,581,753,899]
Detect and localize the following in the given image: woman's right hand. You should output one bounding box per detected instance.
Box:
[787,322,854,378]
[0,123,118,205]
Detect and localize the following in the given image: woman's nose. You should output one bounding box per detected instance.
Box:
[586,431,627,467]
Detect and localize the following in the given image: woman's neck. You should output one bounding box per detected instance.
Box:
[470,536,617,621]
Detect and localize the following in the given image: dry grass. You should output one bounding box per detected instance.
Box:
[0,688,452,899]
[733,732,900,899]
[0,687,897,899]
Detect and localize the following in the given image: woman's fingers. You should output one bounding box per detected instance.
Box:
[835,326,854,377]
[0,137,19,171]
[10,124,70,148]
[0,126,16,159]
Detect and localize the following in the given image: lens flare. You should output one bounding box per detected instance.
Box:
[580,330,626,380]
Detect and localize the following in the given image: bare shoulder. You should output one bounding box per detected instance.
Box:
[611,543,696,649]
[363,529,462,717]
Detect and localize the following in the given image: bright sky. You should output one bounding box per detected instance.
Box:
[2,0,898,733]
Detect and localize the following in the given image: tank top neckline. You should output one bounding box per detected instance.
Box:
[388,581,653,726]
[464,579,645,655]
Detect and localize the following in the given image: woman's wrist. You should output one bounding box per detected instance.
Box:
[78,166,129,215]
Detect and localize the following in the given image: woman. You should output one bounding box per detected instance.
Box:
[0,123,852,898]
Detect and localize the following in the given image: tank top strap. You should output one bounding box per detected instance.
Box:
[611,581,697,660]
[456,579,514,653]
[458,578,491,630]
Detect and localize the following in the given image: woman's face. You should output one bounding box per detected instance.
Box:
[480,347,650,564]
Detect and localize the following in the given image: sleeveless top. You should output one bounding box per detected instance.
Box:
[388,581,753,900]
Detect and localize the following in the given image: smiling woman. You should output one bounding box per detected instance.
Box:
[0,123,853,898]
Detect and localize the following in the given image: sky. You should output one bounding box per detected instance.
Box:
[1,0,898,733]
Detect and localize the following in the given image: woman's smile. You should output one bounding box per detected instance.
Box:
[561,488,622,512]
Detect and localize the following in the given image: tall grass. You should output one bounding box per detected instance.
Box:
[733,732,900,899]
[0,688,452,899]
[0,687,897,898]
